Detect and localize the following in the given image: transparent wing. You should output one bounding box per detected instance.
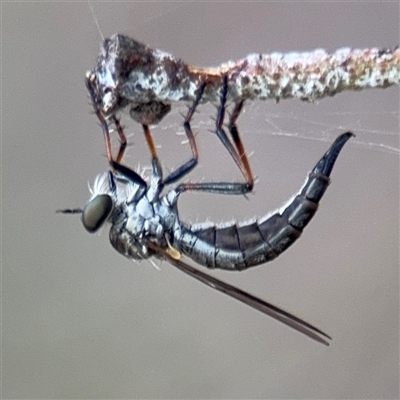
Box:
[147,242,331,346]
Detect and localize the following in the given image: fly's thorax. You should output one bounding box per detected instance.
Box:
[109,224,154,260]
[107,182,181,261]
[121,193,167,239]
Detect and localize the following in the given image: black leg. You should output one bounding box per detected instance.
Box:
[163,83,206,185]
[86,76,115,163]
[111,116,127,164]
[213,75,254,194]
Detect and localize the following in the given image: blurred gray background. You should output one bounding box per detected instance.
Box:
[3,2,399,399]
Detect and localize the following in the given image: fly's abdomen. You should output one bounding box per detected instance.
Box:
[178,132,353,270]
[178,194,318,270]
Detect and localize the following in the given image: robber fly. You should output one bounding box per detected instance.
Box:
[59,131,353,346]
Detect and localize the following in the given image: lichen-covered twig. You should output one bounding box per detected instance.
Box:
[87,34,400,115]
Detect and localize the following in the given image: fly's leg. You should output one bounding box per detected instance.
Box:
[86,76,128,165]
[142,124,158,161]
[109,159,148,189]
[132,84,204,186]
[111,116,127,164]
[100,120,163,194]
[161,76,255,195]
[110,154,162,202]
[139,124,170,197]
[227,100,254,190]
[174,76,254,194]
[86,77,114,163]
[109,146,252,197]
[162,83,206,185]
[213,75,254,194]
[139,84,252,194]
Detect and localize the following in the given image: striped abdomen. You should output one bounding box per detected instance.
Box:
[176,133,353,270]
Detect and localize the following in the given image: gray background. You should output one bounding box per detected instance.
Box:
[3,2,399,399]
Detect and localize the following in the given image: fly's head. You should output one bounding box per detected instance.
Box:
[81,172,117,233]
[82,168,164,261]
[81,193,114,233]
[80,186,154,261]
[57,172,117,233]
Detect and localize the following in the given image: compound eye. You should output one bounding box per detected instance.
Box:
[82,194,113,233]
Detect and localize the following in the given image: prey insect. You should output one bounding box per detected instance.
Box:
[58,131,353,346]
[86,34,398,193]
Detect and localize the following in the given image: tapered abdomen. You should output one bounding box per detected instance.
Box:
[177,133,353,270]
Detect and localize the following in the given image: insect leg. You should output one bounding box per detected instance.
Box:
[214,75,254,194]
[162,83,206,185]
[174,76,253,194]
[228,100,254,188]
[86,76,114,163]
[109,160,148,189]
[163,78,255,195]
[111,116,127,164]
[110,127,249,195]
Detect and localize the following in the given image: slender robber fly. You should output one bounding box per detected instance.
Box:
[86,34,398,193]
[59,131,353,346]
